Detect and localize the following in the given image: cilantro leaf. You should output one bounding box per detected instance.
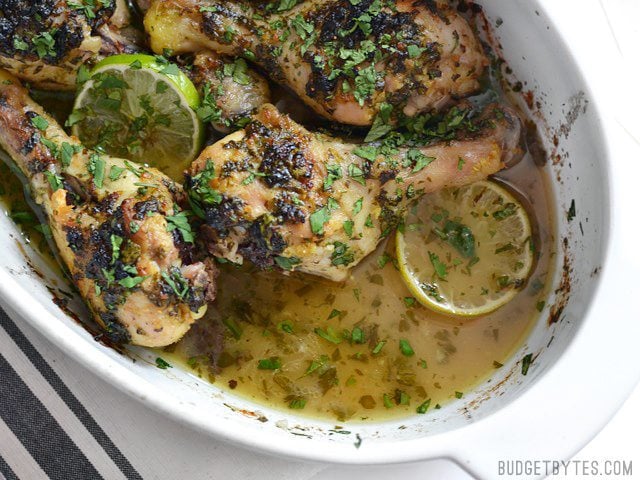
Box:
[166,210,195,243]
[428,251,447,279]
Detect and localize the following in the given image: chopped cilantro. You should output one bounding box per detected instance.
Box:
[32,31,57,59]
[279,321,294,334]
[166,210,195,243]
[44,171,64,191]
[347,163,366,185]
[223,58,252,86]
[304,355,329,376]
[188,160,222,218]
[350,326,365,344]
[399,339,415,356]
[353,64,378,105]
[331,241,355,266]
[275,256,301,271]
[364,103,393,142]
[403,297,416,307]
[222,316,243,340]
[109,165,125,181]
[75,65,90,85]
[257,357,282,370]
[161,268,190,300]
[314,327,342,344]
[197,81,223,124]
[436,220,476,258]
[428,251,447,279]
[416,398,431,414]
[109,234,122,265]
[65,110,85,127]
[493,203,517,220]
[397,390,410,405]
[290,14,314,39]
[364,214,374,228]
[310,199,338,235]
[68,0,97,19]
[407,44,426,58]
[377,253,393,268]
[88,153,106,188]
[155,357,172,369]
[160,63,180,76]
[118,275,145,289]
[407,149,435,173]
[521,353,533,375]
[343,220,354,237]
[323,164,342,190]
[30,115,49,131]
[276,0,298,11]
[352,197,363,216]
[372,340,386,355]
[353,145,378,161]
[13,37,28,51]
[59,142,80,168]
[288,397,307,409]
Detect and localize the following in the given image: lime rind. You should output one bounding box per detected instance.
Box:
[92,54,200,108]
[71,54,203,181]
[396,180,534,317]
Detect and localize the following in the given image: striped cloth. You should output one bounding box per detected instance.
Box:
[0,303,326,480]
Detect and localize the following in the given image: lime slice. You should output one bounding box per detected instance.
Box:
[396,180,534,317]
[71,54,203,181]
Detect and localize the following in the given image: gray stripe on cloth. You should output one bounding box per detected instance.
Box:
[0,353,102,480]
[0,454,18,480]
[0,418,48,480]
[0,310,142,480]
[0,322,127,480]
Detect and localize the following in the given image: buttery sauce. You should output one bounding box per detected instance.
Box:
[163,155,554,422]
[0,49,555,423]
[0,148,552,423]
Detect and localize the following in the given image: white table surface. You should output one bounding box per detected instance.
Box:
[3,1,640,479]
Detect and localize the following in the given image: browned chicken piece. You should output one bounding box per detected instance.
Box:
[0,0,140,90]
[0,70,214,346]
[190,50,271,133]
[144,0,487,126]
[187,102,522,281]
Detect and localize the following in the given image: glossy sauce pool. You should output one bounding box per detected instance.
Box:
[161,149,555,422]
[0,61,556,425]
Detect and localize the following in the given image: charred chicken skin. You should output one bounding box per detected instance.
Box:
[187,102,522,282]
[144,0,487,126]
[0,0,139,90]
[190,50,271,133]
[0,70,214,346]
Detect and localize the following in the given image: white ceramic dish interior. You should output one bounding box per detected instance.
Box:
[1,1,639,478]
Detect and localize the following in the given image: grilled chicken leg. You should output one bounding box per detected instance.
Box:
[145,0,487,126]
[0,70,214,346]
[0,0,140,90]
[187,102,522,282]
[190,50,271,133]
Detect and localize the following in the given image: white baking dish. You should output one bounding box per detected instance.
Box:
[1,1,639,478]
